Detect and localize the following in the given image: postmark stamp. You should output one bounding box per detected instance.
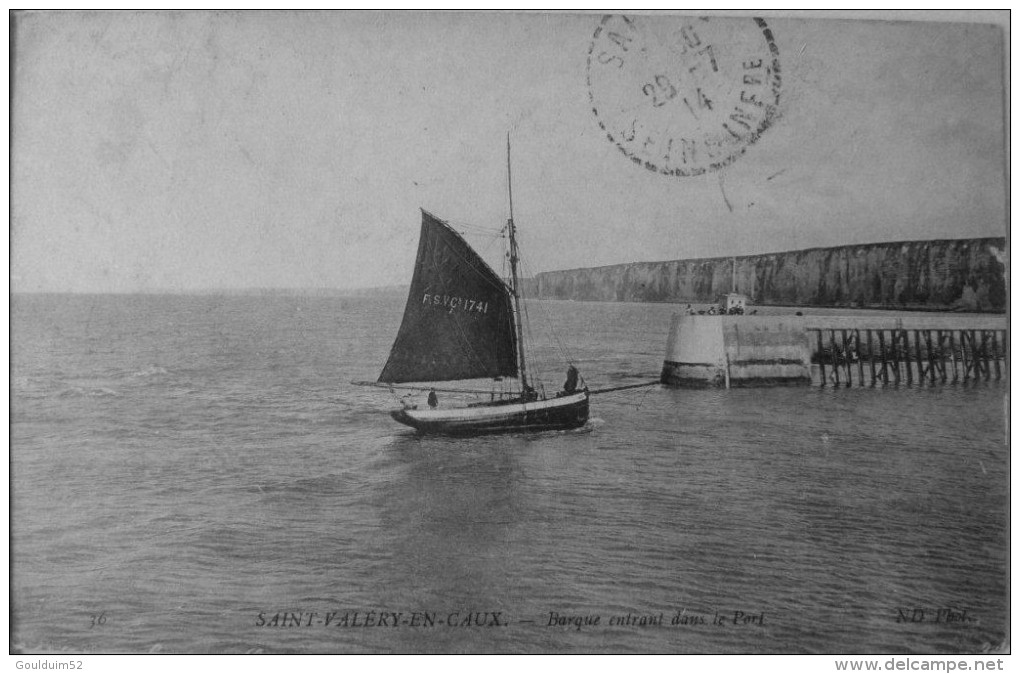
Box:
[587,15,782,177]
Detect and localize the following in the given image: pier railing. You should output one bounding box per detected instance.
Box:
[804,317,1007,387]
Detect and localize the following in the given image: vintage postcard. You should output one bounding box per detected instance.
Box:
[10,10,1009,661]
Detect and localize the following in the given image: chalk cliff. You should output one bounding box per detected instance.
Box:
[535,238,1007,312]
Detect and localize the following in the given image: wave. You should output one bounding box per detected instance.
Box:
[56,386,120,398]
[130,365,169,378]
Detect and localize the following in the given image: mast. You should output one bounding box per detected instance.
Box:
[506,134,529,391]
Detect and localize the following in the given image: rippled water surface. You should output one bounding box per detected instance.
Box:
[11,294,1008,654]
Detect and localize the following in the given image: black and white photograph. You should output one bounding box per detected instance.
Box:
[9,10,1010,661]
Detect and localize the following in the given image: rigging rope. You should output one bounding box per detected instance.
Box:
[445,218,504,236]
[517,244,577,369]
[512,228,587,395]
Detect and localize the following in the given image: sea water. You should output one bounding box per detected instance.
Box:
[10,294,1008,654]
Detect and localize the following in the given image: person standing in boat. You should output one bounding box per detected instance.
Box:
[427,389,438,408]
[563,365,579,394]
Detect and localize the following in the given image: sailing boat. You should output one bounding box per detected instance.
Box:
[358,140,589,434]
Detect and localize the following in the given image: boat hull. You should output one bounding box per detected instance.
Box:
[390,391,589,435]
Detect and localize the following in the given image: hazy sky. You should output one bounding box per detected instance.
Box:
[11,11,1008,292]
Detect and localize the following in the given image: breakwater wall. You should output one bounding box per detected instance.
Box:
[536,238,1007,312]
[661,314,1008,388]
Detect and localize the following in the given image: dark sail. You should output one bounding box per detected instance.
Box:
[378,210,518,383]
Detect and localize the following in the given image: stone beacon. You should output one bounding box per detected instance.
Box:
[661,314,1008,388]
[661,315,813,387]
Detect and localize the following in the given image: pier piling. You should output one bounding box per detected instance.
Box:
[803,318,1005,388]
[892,331,903,386]
[947,332,954,382]
[867,330,877,386]
[878,330,889,384]
[992,331,1002,380]
[817,331,826,385]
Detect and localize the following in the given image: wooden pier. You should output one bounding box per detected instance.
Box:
[804,316,1007,387]
[661,314,1007,388]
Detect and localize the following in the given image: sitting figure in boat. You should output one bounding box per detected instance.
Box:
[427,389,438,408]
[521,385,539,402]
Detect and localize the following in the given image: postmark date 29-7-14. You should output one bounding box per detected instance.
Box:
[587,15,782,178]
